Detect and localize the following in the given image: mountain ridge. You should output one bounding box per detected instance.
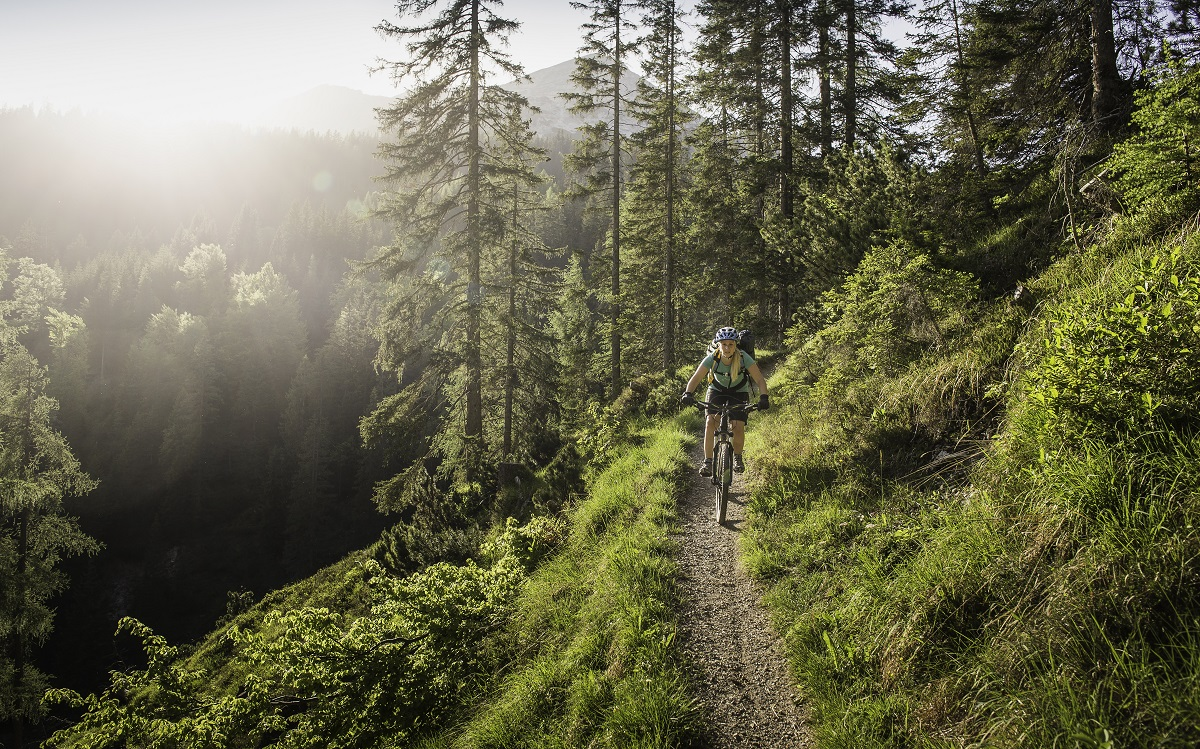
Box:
[255,59,640,137]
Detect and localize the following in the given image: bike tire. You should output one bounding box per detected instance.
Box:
[715,442,732,523]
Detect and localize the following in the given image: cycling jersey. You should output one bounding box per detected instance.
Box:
[701,350,756,393]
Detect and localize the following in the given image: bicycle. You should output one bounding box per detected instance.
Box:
[692,398,759,524]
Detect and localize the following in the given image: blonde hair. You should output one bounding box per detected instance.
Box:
[711,341,741,382]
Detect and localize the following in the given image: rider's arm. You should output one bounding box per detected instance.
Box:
[749,362,768,396]
[684,362,710,395]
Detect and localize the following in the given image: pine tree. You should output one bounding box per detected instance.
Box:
[837,0,909,152]
[1168,0,1200,60]
[625,0,692,375]
[368,0,545,505]
[904,0,989,178]
[483,107,559,460]
[371,0,530,452]
[689,0,783,332]
[564,0,640,398]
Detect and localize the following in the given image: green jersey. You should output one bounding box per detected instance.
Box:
[702,350,755,393]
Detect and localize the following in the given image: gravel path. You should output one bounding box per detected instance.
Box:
[675,443,811,749]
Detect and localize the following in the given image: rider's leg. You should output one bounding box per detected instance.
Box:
[732,420,747,472]
[704,413,719,458]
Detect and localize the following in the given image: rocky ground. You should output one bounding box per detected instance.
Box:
[674,444,811,748]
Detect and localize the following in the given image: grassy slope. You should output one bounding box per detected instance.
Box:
[740,209,1200,747]
[57,416,701,748]
[426,416,698,748]
[56,209,1200,747]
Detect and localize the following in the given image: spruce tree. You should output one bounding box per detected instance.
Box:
[625,0,692,375]
[837,0,908,152]
[483,107,559,460]
[368,0,542,501]
[564,0,639,398]
[689,0,782,331]
[1168,0,1200,59]
[904,0,990,179]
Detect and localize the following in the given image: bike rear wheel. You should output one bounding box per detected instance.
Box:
[715,441,732,523]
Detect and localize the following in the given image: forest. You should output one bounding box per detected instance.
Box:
[4,0,1200,746]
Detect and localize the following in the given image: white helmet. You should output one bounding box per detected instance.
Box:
[713,326,739,343]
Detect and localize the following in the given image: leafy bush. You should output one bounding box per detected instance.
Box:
[1023,246,1200,444]
[43,517,548,748]
[480,514,568,571]
[1107,57,1200,214]
[787,240,978,382]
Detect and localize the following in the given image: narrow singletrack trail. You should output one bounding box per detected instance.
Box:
[674,442,811,748]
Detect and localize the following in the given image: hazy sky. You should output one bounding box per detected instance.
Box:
[0,0,598,127]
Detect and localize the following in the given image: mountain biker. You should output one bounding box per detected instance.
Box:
[680,326,769,476]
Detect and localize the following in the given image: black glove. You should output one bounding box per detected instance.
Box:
[758,394,770,411]
[681,391,695,406]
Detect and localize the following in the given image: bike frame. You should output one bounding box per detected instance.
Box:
[693,398,758,523]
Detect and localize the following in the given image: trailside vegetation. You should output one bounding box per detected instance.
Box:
[740,56,1200,747]
[44,415,696,749]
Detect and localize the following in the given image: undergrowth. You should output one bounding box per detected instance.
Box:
[742,207,1200,747]
[430,415,697,748]
[44,418,697,748]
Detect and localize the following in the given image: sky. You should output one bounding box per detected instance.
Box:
[0,0,602,127]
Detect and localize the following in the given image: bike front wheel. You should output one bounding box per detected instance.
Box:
[715,441,732,523]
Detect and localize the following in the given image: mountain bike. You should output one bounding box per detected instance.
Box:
[693,399,758,524]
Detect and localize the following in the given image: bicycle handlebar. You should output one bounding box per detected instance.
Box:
[691,399,760,414]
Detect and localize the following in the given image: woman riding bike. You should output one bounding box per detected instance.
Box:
[681,327,769,476]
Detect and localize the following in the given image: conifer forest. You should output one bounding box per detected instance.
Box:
[5,0,1200,746]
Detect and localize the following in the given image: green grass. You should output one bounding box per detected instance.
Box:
[739,210,1200,747]
[427,415,699,748]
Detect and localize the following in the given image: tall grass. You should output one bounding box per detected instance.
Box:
[740,211,1200,746]
[436,416,699,749]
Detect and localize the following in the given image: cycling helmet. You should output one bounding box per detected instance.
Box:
[713,326,739,343]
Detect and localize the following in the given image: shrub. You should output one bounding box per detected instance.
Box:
[1107,57,1200,215]
[1022,247,1200,445]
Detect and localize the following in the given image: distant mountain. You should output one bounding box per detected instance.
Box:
[254,61,641,138]
[255,85,392,136]
[500,59,642,138]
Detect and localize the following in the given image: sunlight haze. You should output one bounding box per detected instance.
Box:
[1,0,591,128]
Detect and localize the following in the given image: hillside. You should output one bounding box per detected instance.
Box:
[10,2,1200,747]
[41,195,1200,748]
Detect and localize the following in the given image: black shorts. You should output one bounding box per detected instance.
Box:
[705,388,751,423]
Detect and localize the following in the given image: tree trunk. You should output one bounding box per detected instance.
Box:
[663,6,677,376]
[1090,0,1121,129]
[779,0,794,220]
[951,0,988,177]
[12,507,29,749]
[503,184,518,457]
[11,369,35,748]
[818,0,833,156]
[845,0,858,151]
[611,6,623,399]
[466,0,484,441]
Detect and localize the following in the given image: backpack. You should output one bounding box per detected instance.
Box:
[737,329,755,359]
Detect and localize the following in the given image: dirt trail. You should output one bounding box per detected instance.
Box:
[674,443,811,748]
